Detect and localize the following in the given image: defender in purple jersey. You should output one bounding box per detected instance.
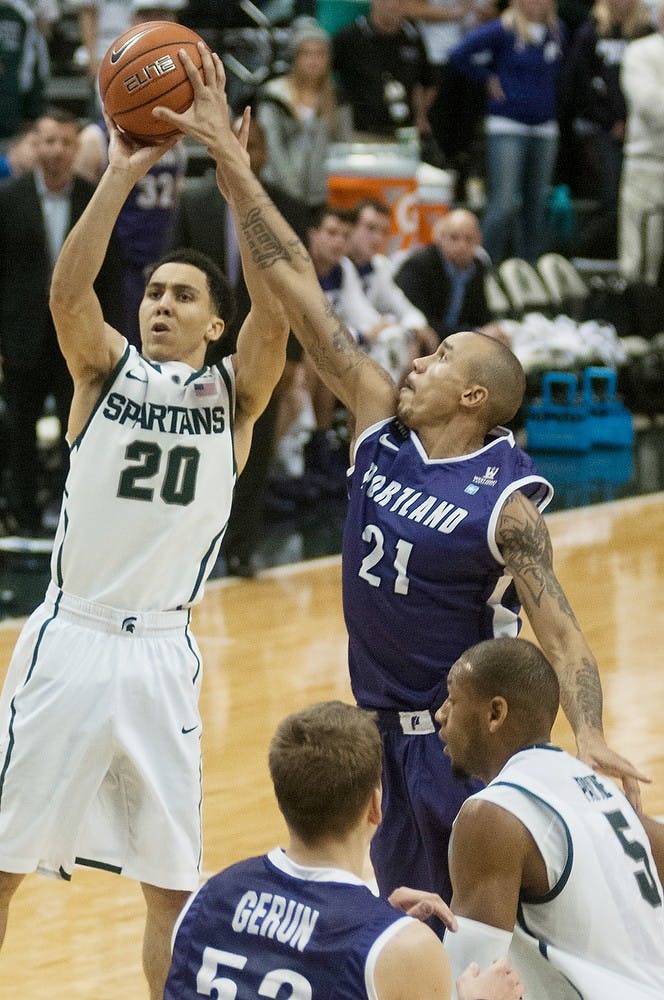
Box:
[164,701,524,1000]
[159,42,647,920]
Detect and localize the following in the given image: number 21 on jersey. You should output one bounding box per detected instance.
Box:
[358,524,413,595]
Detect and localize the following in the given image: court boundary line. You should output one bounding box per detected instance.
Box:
[0,490,662,629]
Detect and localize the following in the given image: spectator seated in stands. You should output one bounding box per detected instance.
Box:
[394,208,504,340]
[0,122,38,181]
[271,204,424,504]
[345,197,439,375]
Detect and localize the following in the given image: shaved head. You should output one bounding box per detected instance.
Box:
[462,331,526,428]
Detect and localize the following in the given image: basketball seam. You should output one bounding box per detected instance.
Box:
[113,74,196,123]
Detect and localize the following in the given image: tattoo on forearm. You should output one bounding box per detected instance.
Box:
[500,494,580,629]
[287,236,311,264]
[301,310,358,377]
[558,656,604,732]
[240,207,291,269]
[573,657,604,730]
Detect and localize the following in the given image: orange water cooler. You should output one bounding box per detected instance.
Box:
[326,143,419,256]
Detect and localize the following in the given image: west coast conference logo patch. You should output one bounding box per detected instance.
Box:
[465,465,500,494]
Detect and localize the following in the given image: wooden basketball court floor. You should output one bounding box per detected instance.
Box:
[0,491,662,997]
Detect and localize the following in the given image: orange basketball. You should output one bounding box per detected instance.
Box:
[99,21,206,144]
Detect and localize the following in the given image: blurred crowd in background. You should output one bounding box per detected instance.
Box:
[1,0,664,575]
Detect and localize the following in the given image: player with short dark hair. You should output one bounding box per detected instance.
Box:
[429,637,664,997]
[0,105,289,997]
[144,246,236,345]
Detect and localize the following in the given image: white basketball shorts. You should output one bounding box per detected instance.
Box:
[0,583,203,890]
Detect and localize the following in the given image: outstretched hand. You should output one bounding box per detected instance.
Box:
[153,45,251,200]
[457,958,524,1000]
[102,109,178,182]
[153,46,245,157]
[387,886,458,932]
[576,731,650,813]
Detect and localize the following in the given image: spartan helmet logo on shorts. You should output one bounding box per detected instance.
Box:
[122,616,138,633]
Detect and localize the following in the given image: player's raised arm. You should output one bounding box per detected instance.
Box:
[50,122,174,386]
[154,45,397,435]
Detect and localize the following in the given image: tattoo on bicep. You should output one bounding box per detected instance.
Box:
[240,207,291,268]
[500,494,580,628]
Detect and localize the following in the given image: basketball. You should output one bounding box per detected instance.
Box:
[99,20,206,144]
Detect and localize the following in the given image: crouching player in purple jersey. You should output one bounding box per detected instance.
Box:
[156,43,648,920]
[164,701,524,1000]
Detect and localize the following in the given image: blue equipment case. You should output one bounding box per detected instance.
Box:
[582,367,634,447]
[525,368,634,451]
[525,372,592,452]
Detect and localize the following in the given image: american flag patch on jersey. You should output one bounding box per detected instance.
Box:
[194,381,216,397]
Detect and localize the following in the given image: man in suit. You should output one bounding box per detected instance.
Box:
[0,106,121,535]
[394,209,493,341]
[167,114,310,575]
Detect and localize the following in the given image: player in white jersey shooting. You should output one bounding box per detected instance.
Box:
[0,112,289,996]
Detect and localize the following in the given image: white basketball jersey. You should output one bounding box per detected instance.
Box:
[51,344,236,611]
[475,746,664,998]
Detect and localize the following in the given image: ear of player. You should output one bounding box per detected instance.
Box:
[99,20,206,144]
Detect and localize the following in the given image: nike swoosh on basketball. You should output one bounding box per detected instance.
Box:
[379,433,399,452]
[126,370,148,383]
[109,29,153,64]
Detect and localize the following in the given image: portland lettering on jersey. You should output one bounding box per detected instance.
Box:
[103,392,226,435]
[231,890,319,952]
[361,462,469,533]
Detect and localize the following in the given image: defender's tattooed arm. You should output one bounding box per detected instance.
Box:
[497,489,646,806]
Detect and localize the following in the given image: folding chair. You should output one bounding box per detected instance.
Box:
[498,258,552,316]
[484,271,512,319]
[537,253,590,320]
